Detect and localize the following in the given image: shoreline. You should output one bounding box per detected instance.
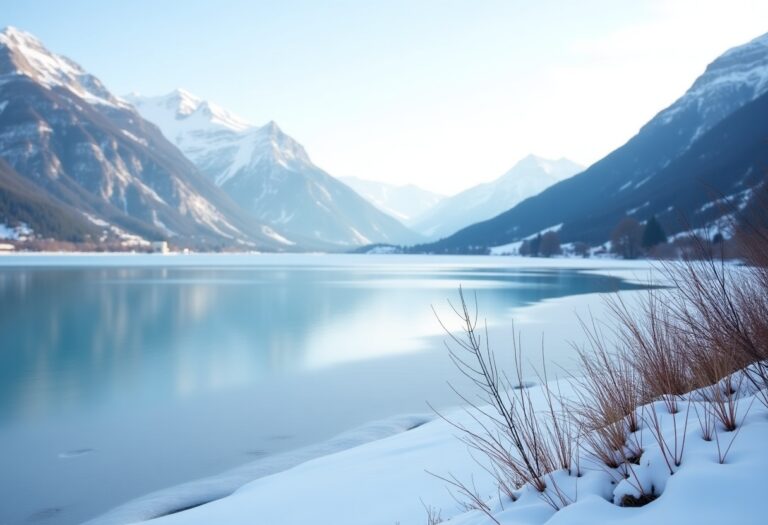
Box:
[83,413,434,525]
[83,261,658,525]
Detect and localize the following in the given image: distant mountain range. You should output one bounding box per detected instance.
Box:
[1,26,766,254]
[338,176,444,225]
[410,155,582,240]
[127,90,421,249]
[414,31,768,253]
[0,27,295,250]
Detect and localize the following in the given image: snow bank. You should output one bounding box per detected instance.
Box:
[128,378,768,525]
[448,380,768,525]
[106,403,498,525]
[84,414,432,525]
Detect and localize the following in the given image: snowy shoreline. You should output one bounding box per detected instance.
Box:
[91,375,768,525]
[83,413,435,525]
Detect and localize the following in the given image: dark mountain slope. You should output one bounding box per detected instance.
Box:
[415,32,768,252]
[0,158,97,241]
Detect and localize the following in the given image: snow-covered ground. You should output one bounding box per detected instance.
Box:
[101,375,768,525]
[84,414,434,525]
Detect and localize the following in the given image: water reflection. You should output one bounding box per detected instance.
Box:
[0,263,641,425]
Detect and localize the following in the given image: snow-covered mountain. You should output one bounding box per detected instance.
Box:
[419,31,768,253]
[649,31,768,147]
[411,155,582,240]
[338,176,444,224]
[0,27,295,249]
[127,91,421,249]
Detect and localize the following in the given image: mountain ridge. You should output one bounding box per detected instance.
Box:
[128,90,422,248]
[410,154,582,240]
[413,31,768,253]
[0,27,296,250]
[338,176,444,224]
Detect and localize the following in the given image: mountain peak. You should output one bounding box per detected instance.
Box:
[129,90,312,186]
[519,153,544,162]
[506,154,582,178]
[169,87,197,98]
[0,26,72,74]
[517,153,555,167]
[248,119,312,170]
[0,26,42,46]
[699,31,768,86]
[651,30,768,135]
[164,88,204,116]
[261,120,282,135]
[0,26,123,108]
[126,89,252,133]
[724,31,768,56]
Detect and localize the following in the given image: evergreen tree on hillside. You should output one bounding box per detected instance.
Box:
[641,216,667,249]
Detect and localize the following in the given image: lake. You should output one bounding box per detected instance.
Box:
[0,254,648,525]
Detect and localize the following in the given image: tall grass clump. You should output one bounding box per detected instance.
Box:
[431,288,576,511]
[574,186,768,482]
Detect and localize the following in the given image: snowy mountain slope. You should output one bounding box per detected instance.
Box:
[411,155,582,240]
[0,26,127,109]
[0,27,295,249]
[338,176,444,224]
[417,31,768,252]
[128,91,422,248]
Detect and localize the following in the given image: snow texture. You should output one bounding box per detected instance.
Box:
[0,26,128,108]
[125,91,311,188]
[84,414,432,525]
[117,374,768,525]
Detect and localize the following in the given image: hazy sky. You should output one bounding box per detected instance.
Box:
[2,0,767,195]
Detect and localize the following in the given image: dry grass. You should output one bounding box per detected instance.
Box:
[431,184,768,516]
[426,472,499,525]
[643,399,691,474]
[609,289,693,413]
[570,188,768,486]
[570,318,650,497]
[432,288,576,511]
[420,499,443,525]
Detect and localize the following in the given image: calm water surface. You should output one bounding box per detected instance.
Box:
[0,254,644,525]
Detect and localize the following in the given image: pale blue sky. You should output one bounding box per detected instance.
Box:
[2,0,767,194]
